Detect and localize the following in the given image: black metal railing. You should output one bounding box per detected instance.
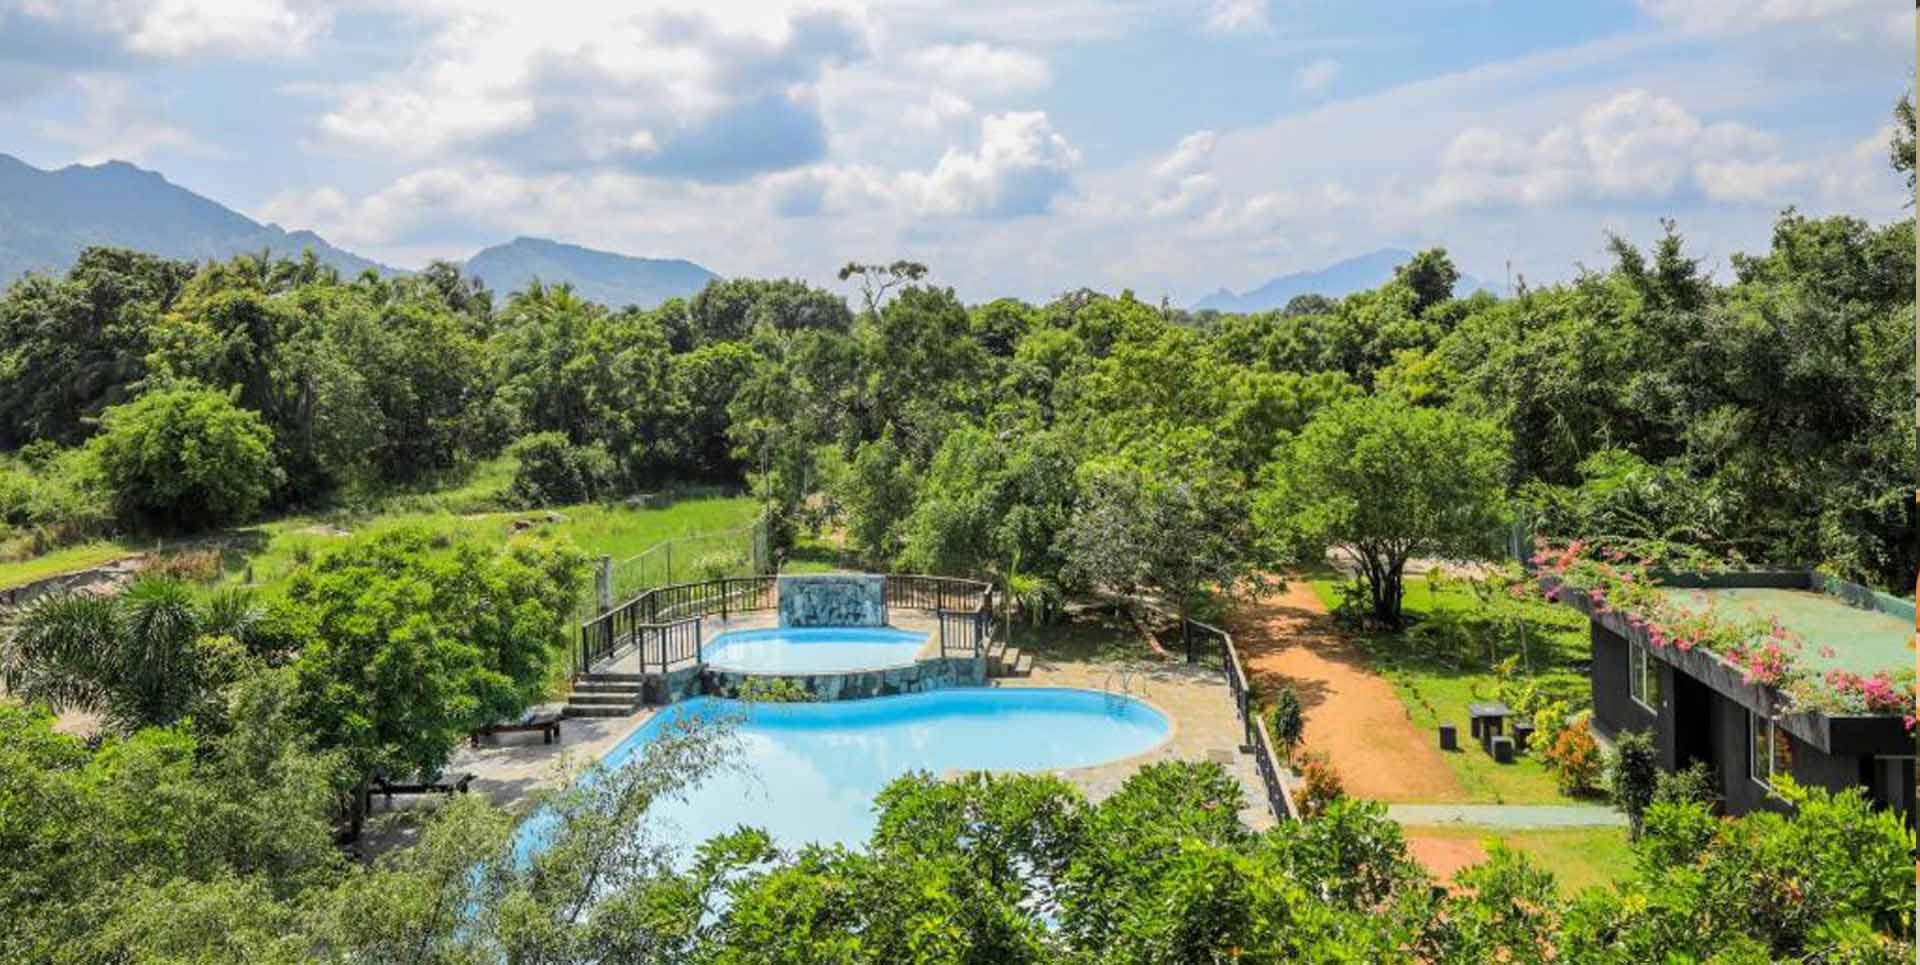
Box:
[1181,614,1296,822]
[579,575,777,673]
[886,574,987,614]
[579,573,994,676]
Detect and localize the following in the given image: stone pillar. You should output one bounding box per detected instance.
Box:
[596,555,613,614]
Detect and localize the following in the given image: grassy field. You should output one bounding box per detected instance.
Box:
[1308,571,1596,805]
[1405,825,1635,894]
[0,538,147,589]
[217,496,763,596]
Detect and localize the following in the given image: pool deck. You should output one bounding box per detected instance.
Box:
[361,618,1275,852]
[589,610,946,674]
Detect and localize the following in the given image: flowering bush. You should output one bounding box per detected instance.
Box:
[1530,538,1917,726]
[1540,715,1603,795]
[1296,750,1347,819]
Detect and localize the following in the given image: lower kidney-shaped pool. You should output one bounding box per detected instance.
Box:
[514,688,1170,859]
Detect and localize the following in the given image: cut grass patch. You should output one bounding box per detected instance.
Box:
[1403,824,1635,894]
[1308,571,1596,805]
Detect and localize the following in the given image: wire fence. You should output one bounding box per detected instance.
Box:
[570,515,771,626]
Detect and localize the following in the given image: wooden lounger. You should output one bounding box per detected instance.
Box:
[371,772,475,809]
[470,712,563,747]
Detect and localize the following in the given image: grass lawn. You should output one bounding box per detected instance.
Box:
[1403,824,1635,894]
[0,538,147,589]
[1307,571,1597,805]
[217,496,763,595]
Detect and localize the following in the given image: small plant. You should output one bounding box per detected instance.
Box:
[1609,729,1659,840]
[1540,715,1603,796]
[147,548,223,583]
[1268,686,1304,763]
[735,677,815,703]
[1653,761,1720,810]
[1295,750,1346,819]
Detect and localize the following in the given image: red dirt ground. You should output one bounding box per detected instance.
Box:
[1402,835,1489,886]
[1231,579,1465,803]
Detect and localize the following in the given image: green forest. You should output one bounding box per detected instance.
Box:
[0,109,1914,962]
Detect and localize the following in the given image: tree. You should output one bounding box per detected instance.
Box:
[838,259,928,317]
[286,528,585,836]
[1062,432,1259,623]
[506,431,615,507]
[0,576,270,731]
[1268,686,1304,761]
[1609,729,1659,841]
[1893,92,1914,195]
[1256,396,1509,625]
[88,384,281,530]
[1393,248,1460,317]
[828,436,918,564]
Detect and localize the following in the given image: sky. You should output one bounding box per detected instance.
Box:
[0,0,1910,304]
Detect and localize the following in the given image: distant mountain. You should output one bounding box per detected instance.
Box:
[460,237,719,308]
[1194,248,1494,313]
[0,153,394,284]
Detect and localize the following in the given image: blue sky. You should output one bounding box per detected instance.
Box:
[0,0,1909,303]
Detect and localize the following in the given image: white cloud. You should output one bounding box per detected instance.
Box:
[1635,0,1889,36]
[906,42,1050,94]
[1423,89,1793,210]
[1202,0,1270,35]
[33,75,220,162]
[14,0,327,58]
[906,111,1082,217]
[1154,130,1216,180]
[1293,58,1340,93]
[312,2,867,177]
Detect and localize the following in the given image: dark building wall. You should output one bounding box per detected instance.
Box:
[1589,623,1658,742]
[1590,621,1885,819]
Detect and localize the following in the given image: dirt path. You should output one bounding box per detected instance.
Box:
[1402,835,1488,886]
[1230,579,1464,802]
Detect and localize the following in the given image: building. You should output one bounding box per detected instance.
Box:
[1553,570,1914,829]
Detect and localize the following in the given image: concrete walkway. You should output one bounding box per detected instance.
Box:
[1387,803,1626,829]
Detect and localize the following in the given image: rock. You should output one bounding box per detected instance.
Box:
[544,511,567,524]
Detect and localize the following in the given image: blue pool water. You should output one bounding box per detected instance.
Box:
[702,626,928,672]
[516,688,1170,859]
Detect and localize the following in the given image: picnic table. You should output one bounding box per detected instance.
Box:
[470,710,563,747]
[1467,701,1513,743]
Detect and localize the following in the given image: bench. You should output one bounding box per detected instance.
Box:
[370,772,475,810]
[470,712,563,747]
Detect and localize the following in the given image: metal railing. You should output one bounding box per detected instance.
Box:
[1181,614,1297,823]
[578,573,995,676]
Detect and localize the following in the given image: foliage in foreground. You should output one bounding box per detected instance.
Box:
[7,706,1907,965]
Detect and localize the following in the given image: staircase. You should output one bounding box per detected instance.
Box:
[563,673,647,718]
[987,638,1030,678]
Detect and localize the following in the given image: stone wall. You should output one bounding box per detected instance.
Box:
[703,655,985,702]
[777,573,886,627]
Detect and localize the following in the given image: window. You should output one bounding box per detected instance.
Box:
[1628,638,1661,711]
[1748,712,1793,788]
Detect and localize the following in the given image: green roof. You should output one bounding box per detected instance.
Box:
[1658,586,1914,679]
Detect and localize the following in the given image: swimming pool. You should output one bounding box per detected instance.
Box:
[516,688,1170,859]
[702,626,929,673]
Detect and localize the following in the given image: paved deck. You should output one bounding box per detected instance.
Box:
[362,614,1278,852]
[1001,651,1276,830]
[589,611,946,674]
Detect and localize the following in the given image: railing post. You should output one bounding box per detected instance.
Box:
[721,578,729,623]
[596,555,613,615]
[1183,618,1194,663]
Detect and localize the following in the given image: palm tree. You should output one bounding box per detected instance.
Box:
[1,576,250,731]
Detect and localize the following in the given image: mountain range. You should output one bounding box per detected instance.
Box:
[1194,248,1495,313]
[0,154,720,307]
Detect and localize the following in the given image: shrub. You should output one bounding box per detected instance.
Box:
[1653,761,1720,809]
[1609,730,1659,839]
[147,549,223,584]
[1267,686,1304,762]
[506,432,616,508]
[89,386,280,531]
[690,549,747,582]
[733,677,815,703]
[1295,750,1346,819]
[1541,716,1603,795]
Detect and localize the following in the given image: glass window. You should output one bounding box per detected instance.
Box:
[1628,638,1660,710]
[1748,712,1793,787]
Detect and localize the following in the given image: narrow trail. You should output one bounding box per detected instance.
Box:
[1228,579,1463,803]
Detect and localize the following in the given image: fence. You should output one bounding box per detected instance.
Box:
[570,516,771,628]
[577,573,993,677]
[1178,614,1298,823]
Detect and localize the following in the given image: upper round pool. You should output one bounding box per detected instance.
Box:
[702,626,928,673]
[515,688,1171,859]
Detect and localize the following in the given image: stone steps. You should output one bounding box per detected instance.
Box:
[989,645,1029,678]
[562,673,648,718]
